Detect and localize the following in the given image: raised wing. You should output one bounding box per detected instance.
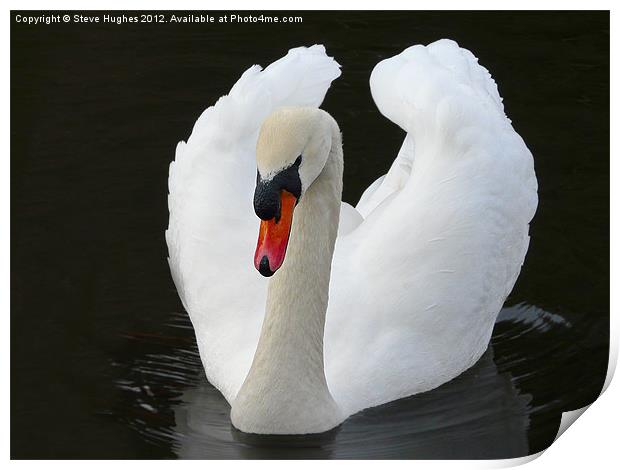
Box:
[326,40,537,414]
[166,46,341,401]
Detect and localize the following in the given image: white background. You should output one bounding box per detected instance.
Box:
[2,0,616,467]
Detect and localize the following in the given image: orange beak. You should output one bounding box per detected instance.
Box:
[254,190,297,277]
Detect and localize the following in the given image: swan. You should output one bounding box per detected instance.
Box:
[166,40,538,435]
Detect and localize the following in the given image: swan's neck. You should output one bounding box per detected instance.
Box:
[231,123,344,435]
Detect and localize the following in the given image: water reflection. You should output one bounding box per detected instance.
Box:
[111,303,580,459]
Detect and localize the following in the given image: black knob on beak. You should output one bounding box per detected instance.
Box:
[254,156,303,222]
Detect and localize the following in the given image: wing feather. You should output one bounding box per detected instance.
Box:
[326,39,537,414]
[166,45,341,401]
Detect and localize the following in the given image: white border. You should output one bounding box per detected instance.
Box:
[4,1,616,467]
[1,0,618,10]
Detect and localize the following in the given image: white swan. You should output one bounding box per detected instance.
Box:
[166,40,538,435]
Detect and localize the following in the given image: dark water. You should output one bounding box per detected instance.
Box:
[11,11,609,459]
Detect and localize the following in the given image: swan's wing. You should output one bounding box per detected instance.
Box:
[355,133,414,218]
[327,39,538,415]
[355,39,509,219]
[337,202,364,236]
[166,46,341,402]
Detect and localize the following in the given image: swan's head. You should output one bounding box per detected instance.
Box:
[253,107,333,277]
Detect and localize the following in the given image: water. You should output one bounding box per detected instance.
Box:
[11,11,609,459]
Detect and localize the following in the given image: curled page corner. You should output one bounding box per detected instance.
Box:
[555,405,590,441]
[490,450,544,468]
[488,406,594,470]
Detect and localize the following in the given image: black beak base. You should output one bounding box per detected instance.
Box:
[254,156,302,221]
